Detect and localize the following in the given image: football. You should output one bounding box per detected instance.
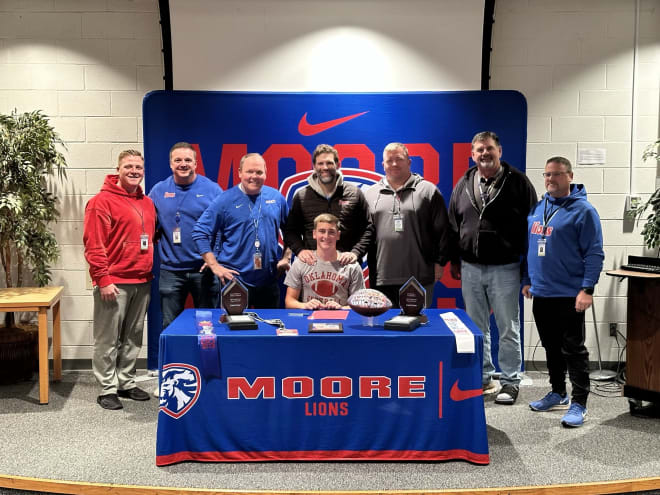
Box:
[311,279,339,298]
[347,289,392,317]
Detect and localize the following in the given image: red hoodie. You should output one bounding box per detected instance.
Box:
[83,175,156,287]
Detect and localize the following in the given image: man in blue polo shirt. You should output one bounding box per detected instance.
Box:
[192,153,289,308]
[149,142,222,329]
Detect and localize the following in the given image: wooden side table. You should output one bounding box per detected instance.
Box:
[0,286,64,404]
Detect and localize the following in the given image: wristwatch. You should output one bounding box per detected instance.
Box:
[581,287,594,295]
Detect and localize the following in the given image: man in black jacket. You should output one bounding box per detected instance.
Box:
[284,144,373,266]
[448,131,537,405]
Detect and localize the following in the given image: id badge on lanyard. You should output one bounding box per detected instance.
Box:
[393,214,403,232]
[173,211,182,244]
[537,238,547,257]
[253,251,262,270]
[140,233,149,251]
[253,238,262,269]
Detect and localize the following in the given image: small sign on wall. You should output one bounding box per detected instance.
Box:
[578,148,606,165]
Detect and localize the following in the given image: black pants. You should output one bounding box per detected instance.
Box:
[375,285,402,309]
[247,280,281,309]
[532,297,590,407]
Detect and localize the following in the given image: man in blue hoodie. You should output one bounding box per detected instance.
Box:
[522,156,604,428]
[149,142,222,330]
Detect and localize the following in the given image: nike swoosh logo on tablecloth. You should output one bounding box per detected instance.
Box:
[450,380,482,402]
[297,111,368,136]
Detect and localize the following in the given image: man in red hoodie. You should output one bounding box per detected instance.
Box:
[83,150,157,410]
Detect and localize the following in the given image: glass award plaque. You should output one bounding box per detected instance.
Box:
[399,276,426,316]
[384,277,426,330]
[221,278,258,330]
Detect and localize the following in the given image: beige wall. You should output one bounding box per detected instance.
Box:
[1,0,658,365]
[0,0,163,360]
[492,0,660,362]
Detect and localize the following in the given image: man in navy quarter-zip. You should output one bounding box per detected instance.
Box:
[523,156,603,428]
[192,153,289,308]
[448,131,537,405]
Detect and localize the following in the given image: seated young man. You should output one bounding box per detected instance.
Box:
[284,213,365,309]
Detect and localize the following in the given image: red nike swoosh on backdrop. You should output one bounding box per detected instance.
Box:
[450,380,482,402]
[298,111,368,136]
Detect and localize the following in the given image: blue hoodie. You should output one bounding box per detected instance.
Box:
[149,175,222,271]
[523,184,604,297]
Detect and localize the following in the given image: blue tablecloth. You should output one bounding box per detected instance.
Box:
[156,308,489,465]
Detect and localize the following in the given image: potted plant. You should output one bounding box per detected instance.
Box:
[633,139,660,251]
[0,110,67,382]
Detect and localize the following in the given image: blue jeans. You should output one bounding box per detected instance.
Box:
[159,268,219,329]
[460,261,522,386]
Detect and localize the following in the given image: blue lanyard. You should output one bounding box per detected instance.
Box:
[173,178,190,226]
[246,194,263,249]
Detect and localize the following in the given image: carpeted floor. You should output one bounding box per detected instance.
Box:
[0,370,658,493]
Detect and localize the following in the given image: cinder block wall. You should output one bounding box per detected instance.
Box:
[1,0,657,366]
[491,0,660,364]
[0,0,163,360]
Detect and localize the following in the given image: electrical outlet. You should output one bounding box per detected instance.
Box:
[609,323,617,337]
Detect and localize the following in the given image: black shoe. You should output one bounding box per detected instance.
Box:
[495,384,519,405]
[117,387,150,401]
[97,393,123,410]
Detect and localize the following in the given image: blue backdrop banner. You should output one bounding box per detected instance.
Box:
[143,90,528,370]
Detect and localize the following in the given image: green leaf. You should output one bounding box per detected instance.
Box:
[0,110,68,288]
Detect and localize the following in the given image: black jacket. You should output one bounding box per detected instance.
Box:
[283,171,373,258]
[448,162,537,265]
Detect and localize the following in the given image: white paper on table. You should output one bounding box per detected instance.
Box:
[440,312,475,354]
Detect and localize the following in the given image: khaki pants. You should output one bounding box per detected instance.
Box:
[93,282,151,395]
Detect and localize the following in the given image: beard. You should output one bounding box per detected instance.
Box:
[319,171,336,184]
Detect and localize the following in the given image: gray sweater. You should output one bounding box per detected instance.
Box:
[364,173,451,286]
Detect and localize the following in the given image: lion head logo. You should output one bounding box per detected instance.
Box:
[158,363,201,419]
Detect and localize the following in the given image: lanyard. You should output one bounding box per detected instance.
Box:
[478,178,495,206]
[173,179,191,226]
[542,198,563,238]
[246,194,263,249]
[123,196,146,234]
[391,193,402,215]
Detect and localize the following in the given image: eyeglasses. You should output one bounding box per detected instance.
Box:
[542,171,568,178]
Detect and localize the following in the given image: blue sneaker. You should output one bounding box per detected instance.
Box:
[529,391,570,411]
[561,403,587,427]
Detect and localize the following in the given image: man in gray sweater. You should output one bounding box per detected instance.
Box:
[365,142,452,308]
